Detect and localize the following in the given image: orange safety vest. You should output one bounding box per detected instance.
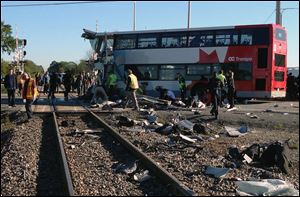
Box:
[129,74,139,90]
[22,78,38,100]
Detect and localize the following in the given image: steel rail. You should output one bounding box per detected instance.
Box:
[50,105,75,196]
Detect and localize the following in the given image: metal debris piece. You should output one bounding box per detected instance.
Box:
[205,166,230,178]
[114,161,137,174]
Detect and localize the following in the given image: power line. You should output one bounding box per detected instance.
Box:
[264,9,275,23]
[1,1,116,8]
[264,7,298,23]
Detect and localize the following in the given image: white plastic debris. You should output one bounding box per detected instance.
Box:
[178,120,195,131]
[225,126,249,137]
[227,107,237,112]
[243,154,253,164]
[179,134,197,143]
[205,166,230,178]
[133,170,152,182]
[283,113,289,115]
[236,179,299,196]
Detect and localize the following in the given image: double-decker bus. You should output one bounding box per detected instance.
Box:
[82,23,287,99]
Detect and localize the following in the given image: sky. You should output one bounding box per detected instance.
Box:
[1,1,299,70]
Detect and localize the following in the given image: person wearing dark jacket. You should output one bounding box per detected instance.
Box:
[4,69,18,107]
[63,71,72,101]
[209,72,222,119]
[226,70,235,109]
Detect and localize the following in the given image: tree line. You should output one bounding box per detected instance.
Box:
[1,20,92,77]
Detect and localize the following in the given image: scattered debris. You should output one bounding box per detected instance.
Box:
[154,124,173,135]
[147,115,157,124]
[205,166,230,178]
[178,120,194,131]
[133,170,152,182]
[243,154,253,164]
[227,107,238,112]
[236,179,299,196]
[179,134,197,143]
[225,126,249,137]
[193,123,208,134]
[117,116,135,127]
[114,161,138,174]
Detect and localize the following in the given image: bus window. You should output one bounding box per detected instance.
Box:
[137,35,158,48]
[159,65,185,80]
[258,48,268,68]
[189,32,214,47]
[275,28,286,41]
[236,62,252,80]
[241,30,253,45]
[232,34,239,45]
[161,34,187,48]
[186,64,211,80]
[253,28,269,45]
[115,35,136,49]
[275,54,285,67]
[274,71,284,81]
[135,65,159,80]
[215,31,233,46]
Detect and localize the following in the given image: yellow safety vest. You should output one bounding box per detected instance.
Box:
[22,78,38,100]
[129,74,139,90]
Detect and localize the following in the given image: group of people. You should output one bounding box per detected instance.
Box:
[4,66,236,120]
[175,70,235,119]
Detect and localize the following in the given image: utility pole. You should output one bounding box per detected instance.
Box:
[276,1,282,25]
[96,19,99,32]
[133,1,136,31]
[187,1,191,29]
[15,25,19,73]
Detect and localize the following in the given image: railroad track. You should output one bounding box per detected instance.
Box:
[50,94,196,196]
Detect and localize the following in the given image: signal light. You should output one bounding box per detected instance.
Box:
[23,51,26,56]
[23,39,27,46]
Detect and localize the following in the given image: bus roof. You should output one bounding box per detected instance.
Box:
[82,24,276,39]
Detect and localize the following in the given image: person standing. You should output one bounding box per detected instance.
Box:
[209,72,222,120]
[106,70,117,98]
[22,72,38,120]
[48,72,58,99]
[217,70,226,106]
[42,71,50,95]
[177,73,186,101]
[124,69,139,111]
[63,70,72,101]
[226,70,235,109]
[4,68,18,107]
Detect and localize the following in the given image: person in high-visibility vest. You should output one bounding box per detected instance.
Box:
[123,69,139,111]
[106,70,117,98]
[22,72,38,120]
